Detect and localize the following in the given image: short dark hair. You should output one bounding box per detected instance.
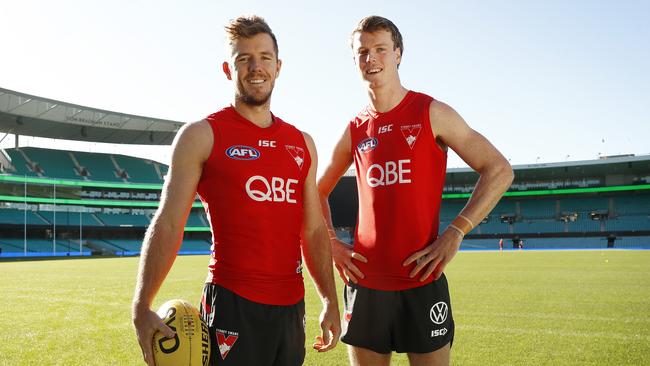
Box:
[225,15,279,58]
[351,16,404,58]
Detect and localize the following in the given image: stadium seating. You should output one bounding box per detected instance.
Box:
[73,151,122,182]
[37,211,104,226]
[606,215,650,232]
[186,211,207,227]
[2,145,648,255]
[0,208,49,225]
[617,235,650,248]
[0,238,88,253]
[95,238,211,255]
[514,219,565,234]
[94,213,150,227]
[462,237,606,250]
[20,147,80,179]
[335,229,353,244]
[4,147,172,183]
[3,149,37,176]
[559,197,609,213]
[518,199,557,218]
[179,239,211,252]
[473,220,511,235]
[489,199,517,215]
[113,154,161,183]
[159,164,169,180]
[614,196,650,216]
[0,208,211,230]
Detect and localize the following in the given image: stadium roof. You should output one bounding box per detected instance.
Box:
[0,87,183,145]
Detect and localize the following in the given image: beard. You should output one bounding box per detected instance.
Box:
[235,78,274,106]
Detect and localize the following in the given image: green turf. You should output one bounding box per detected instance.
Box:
[0,250,649,365]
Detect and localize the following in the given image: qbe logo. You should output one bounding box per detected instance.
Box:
[226,145,260,160]
[245,175,298,203]
[429,301,448,325]
[365,159,411,188]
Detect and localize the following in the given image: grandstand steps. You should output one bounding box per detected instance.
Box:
[0,239,34,253]
[90,213,107,226]
[108,155,130,183]
[60,239,86,252]
[74,150,123,182]
[153,163,162,181]
[16,148,43,177]
[33,211,51,225]
[0,148,16,173]
[84,240,123,255]
[24,147,81,179]
[156,164,168,181]
[199,212,208,226]
[67,152,90,181]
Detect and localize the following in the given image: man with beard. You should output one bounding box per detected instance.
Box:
[132,16,340,366]
[318,16,513,365]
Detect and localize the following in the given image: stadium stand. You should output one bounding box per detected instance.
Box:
[2,149,649,257]
[1,87,648,257]
[0,208,49,225]
[74,150,123,182]
[112,155,161,183]
[327,155,650,252]
[21,147,81,180]
[3,148,38,176]
[3,147,167,184]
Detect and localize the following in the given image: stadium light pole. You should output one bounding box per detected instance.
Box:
[24,175,27,256]
[53,182,56,255]
[79,211,82,255]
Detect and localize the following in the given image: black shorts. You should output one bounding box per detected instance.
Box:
[341,274,454,354]
[200,284,306,366]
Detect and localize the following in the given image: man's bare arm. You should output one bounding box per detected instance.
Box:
[404,101,514,280]
[132,120,213,366]
[316,127,367,284]
[432,101,514,225]
[301,132,341,352]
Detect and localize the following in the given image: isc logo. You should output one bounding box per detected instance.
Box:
[366,160,412,188]
[226,145,260,160]
[357,137,378,153]
[378,124,393,134]
[431,328,448,337]
[258,140,277,147]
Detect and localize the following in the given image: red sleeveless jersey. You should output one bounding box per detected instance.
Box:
[197,106,310,305]
[350,91,447,290]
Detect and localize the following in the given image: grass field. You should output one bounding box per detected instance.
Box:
[1,250,649,365]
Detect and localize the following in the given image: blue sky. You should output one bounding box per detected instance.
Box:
[1,0,648,171]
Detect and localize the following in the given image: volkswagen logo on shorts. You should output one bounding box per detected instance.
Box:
[429,301,448,325]
[357,137,378,153]
[226,145,260,160]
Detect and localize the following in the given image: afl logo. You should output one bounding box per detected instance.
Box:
[226,145,260,160]
[357,137,378,153]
